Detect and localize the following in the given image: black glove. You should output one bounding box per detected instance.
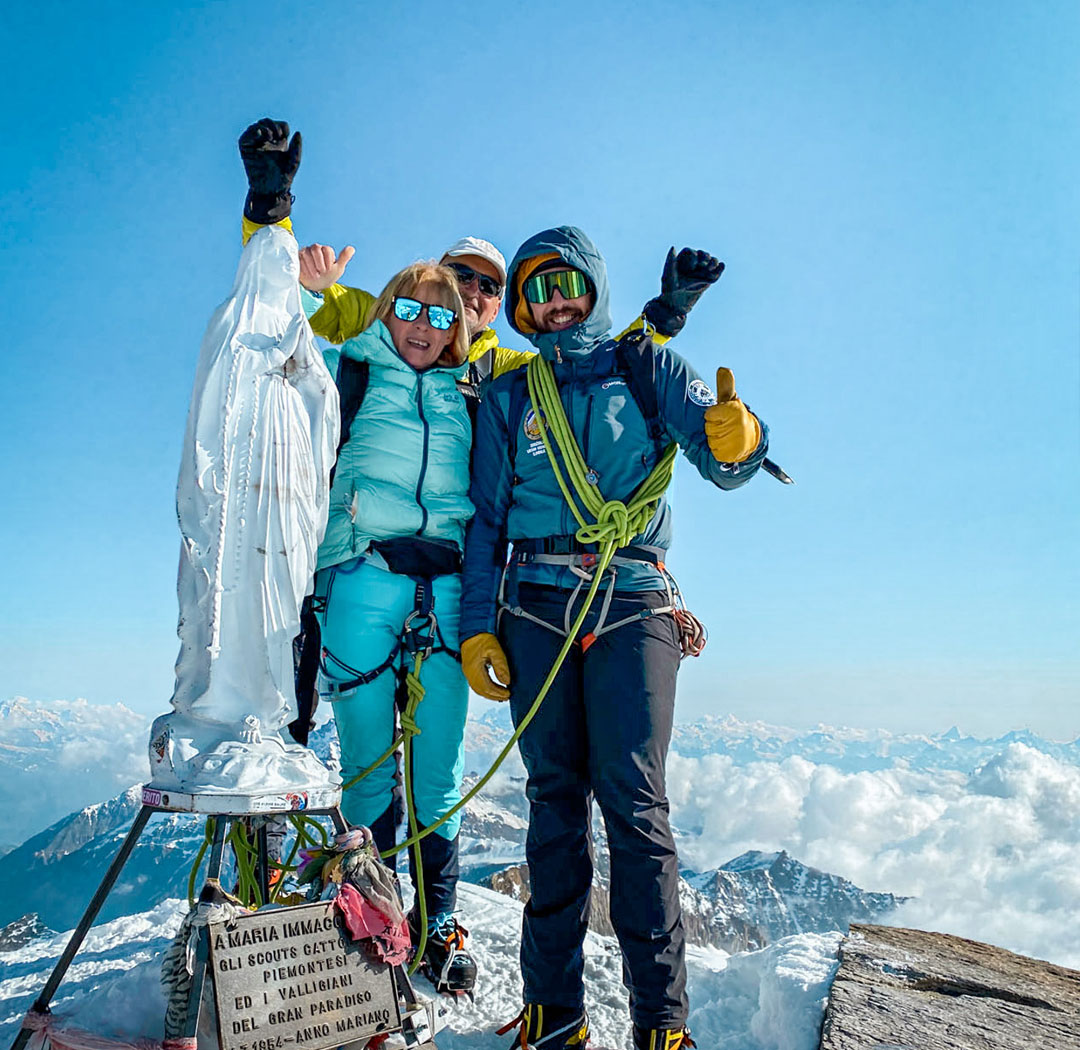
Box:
[238,118,302,225]
[643,247,725,337]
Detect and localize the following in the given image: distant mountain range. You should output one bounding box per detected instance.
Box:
[0,763,903,960]
[6,696,1076,848]
[2,697,1075,957]
[667,714,1080,772]
[679,850,908,952]
[0,698,150,851]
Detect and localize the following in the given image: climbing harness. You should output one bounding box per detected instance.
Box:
[497,349,707,656]
[500,540,706,657]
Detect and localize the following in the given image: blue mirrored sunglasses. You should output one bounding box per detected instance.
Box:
[392,296,457,330]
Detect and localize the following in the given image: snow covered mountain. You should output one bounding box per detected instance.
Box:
[0,886,842,1050]
[0,775,899,961]
[680,850,908,952]
[0,787,203,931]
[4,698,1079,971]
[480,848,906,955]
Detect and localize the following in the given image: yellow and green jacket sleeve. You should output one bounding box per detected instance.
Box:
[241,215,292,245]
[491,344,536,378]
[306,283,377,345]
[240,215,376,345]
[467,327,535,379]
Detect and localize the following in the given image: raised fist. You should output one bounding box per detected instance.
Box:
[238,118,302,224]
[643,246,725,337]
[667,247,724,294]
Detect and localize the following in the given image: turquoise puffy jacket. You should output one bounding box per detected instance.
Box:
[316,320,474,572]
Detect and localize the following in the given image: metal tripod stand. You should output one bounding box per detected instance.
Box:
[9,792,445,1050]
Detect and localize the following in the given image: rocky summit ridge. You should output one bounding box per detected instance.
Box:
[821,923,1080,1049]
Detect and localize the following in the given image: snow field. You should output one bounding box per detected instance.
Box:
[0,887,841,1050]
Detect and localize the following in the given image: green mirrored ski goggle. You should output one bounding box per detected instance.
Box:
[522,268,590,304]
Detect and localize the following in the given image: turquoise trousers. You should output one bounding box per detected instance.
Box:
[318,556,468,842]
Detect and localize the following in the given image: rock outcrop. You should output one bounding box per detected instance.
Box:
[820,923,1080,1049]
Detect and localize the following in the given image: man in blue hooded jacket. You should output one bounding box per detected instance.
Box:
[459,227,768,1050]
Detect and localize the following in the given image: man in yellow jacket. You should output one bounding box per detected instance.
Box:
[289,233,533,399]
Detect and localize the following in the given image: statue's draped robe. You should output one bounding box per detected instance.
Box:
[151,226,339,793]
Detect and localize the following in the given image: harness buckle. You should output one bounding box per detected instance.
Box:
[402,610,438,659]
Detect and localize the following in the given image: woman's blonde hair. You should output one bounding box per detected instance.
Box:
[369,261,470,368]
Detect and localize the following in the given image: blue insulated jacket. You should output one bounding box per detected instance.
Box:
[460,226,768,638]
[316,320,473,572]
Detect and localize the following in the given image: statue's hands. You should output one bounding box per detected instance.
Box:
[238,117,302,224]
[298,243,356,291]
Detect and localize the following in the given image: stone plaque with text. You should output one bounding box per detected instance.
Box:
[210,901,400,1050]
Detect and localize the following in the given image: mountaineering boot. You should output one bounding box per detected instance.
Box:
[632,1027,695,1050]
[497,1004,589,1050]
[409,912,477,996]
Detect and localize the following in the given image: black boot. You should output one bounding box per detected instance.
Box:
[498,1004,589,1050]
[408,911,477,995]
[632,1027,695,1050]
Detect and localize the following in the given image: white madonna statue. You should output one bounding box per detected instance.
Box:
[148,225,340,796]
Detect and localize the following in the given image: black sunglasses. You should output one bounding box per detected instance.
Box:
[446,261,503,298]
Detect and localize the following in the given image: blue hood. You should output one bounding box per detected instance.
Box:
[505,226,613,360]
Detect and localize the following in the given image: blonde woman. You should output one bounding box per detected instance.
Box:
[310,260,478,994]
[237,116,479,993]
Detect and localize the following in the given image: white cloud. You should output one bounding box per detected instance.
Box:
[669,742,1080,968]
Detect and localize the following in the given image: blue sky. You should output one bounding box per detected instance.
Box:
[2,1,1077,738]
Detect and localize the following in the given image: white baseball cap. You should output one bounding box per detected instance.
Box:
[441,236,507,288]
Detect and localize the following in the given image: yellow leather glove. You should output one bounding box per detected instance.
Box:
[704,367,761,463]
[460,633,511,702]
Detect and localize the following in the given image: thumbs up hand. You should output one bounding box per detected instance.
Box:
[299,243,356,291]
[703,368,761,463]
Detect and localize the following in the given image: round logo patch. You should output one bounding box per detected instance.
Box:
[523,408,545,441]
[688,379,716,407]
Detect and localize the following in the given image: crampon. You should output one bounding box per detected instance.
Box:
[414,916,477,999]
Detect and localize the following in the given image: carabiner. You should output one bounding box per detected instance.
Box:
[402,610,438,659]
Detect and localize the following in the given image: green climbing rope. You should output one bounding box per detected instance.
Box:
[390,353,678,855]
[399,653,429,975]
